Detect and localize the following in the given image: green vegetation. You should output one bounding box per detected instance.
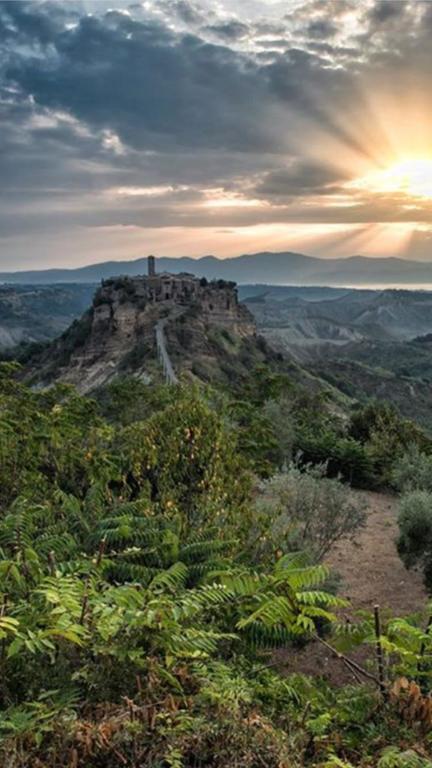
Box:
[390,446,432,593]
[227,369,431,487]
[397,490,432,590]
[1,364,432,765]
[255,466,366,562]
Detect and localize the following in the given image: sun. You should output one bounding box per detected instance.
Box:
[353,157,432,198]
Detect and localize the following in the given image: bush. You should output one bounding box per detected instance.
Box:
[349,401,430,484]
[0,369,431,766]
[228,399,280,478]
[254,464,366,562]
[397,490,432,590]
[119,387,252,534]
[296,427,374,487]
[263,397,295,468]
[392,444,432,493]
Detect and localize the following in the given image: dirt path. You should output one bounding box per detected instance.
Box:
[275,491,428,684]
[326,491,426,614]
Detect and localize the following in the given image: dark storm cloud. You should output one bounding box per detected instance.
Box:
[264,48,388,163]
[4,11,278,153]
[0,0,71,44]
[0,0,427,186]
[255,161,348,200]
[164,0,204,26]
[1,0,412,178]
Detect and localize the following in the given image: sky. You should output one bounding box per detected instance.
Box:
[1,0,432,269]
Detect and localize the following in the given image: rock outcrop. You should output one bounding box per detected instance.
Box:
[27,265,257,392]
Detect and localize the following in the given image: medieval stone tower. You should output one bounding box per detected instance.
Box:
[148,254,156,276]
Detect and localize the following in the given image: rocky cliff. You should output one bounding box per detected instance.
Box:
[27,273,259,392]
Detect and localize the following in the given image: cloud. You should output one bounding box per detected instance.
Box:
[1,0,432,267]
[366,0,408,26]
[255,161,349,200]
[0,0,71,44]
[164,0,204,26]
[204,20,250,41]
[304,18,338,39]
[5,11,281,154]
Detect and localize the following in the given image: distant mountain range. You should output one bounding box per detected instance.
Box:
[1,252,432,286]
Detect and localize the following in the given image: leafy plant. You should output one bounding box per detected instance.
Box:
[254,465,366,562]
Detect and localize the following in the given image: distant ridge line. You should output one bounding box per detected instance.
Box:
[1,251,432,287]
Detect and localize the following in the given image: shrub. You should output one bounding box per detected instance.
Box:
[295,427,374,487]
[118,387,252,535]
[227,399,280,478]
[392,444,432,493]
[254,464,366,563]
[350,401,430,484]
[397,490,432,590]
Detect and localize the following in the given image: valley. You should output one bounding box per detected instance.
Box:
[242,285,432,431]
[4,273,432,430]
[0,283,95,349]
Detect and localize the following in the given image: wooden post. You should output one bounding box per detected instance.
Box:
[47,550,56,576]
[79,580,89,626]
[417,613,432,689]
[419,613,432,660]
[96,537,107,568]
[374,604,386,697]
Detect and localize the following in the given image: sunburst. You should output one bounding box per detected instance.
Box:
[353,158,432,199]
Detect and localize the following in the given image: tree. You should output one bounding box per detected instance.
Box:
[118,387,251,535]
[350,401,430,483]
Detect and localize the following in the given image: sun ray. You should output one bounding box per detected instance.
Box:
[352,158,432,199]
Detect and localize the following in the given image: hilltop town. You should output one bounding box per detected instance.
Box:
[26,257,258,391]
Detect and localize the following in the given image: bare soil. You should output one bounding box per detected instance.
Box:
[275,491,428,685]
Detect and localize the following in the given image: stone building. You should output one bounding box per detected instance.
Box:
[98,255,241,312]
[31,255,257,393]
[93,255,255,337]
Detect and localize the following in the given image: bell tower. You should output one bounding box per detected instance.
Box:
[148,254,156,277]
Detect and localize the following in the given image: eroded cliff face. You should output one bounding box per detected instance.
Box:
[28,274,257,392]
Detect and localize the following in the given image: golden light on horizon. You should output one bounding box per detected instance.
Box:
[352,157,432,199]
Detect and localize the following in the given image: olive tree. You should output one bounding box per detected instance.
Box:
[253,464,366,563]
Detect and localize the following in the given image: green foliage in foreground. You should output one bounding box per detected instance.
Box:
[0,366,432,766]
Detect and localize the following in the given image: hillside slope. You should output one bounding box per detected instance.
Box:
[26,274,262,393]
[245,286,432,430]
[0,284,95,349]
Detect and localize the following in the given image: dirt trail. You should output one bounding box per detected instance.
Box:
[275,491,428,684]
[326,491,426,615]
